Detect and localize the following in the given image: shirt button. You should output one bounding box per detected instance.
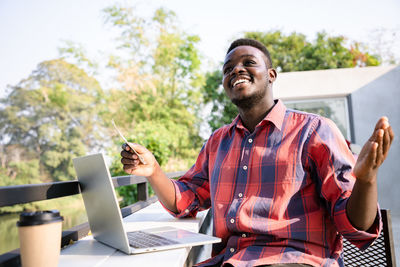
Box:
[241,233,247,238]
[248,138,253,143]
[230,218,235,224]
[230,248,235,253]
[238,193,243,198]
[243,165,248,170]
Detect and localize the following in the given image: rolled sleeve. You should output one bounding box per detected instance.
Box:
[333,196,382,250]
[160,179,202,218]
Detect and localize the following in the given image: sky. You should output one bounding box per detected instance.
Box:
[1,0,399,97]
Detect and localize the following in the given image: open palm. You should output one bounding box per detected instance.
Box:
[353,117,394,183]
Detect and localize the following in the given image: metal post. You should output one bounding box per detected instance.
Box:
[137,182,148,201]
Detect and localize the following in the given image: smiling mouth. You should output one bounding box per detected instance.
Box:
[232,78,251,88]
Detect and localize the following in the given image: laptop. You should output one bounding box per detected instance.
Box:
[72,153,221,254]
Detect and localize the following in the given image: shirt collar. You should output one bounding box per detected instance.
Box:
[229,99,286,133]
[262,99,286,131]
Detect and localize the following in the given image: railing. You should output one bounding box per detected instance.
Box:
[0,171,187,267]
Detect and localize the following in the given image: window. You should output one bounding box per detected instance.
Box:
[284,97,351,140]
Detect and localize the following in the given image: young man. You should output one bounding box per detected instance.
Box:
[120,39,394,267]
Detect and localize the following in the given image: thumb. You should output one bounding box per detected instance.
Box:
[127,142,147,154]
[361,141,378,168]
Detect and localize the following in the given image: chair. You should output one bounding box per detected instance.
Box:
[343,209,397,267]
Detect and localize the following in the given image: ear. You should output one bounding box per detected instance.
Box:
[267,68,277,83]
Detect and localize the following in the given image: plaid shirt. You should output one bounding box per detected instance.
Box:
[165,100,381,267]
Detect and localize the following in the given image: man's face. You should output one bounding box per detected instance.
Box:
[222,46,275,109]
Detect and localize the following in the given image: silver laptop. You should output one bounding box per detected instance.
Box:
[72,153,220,254]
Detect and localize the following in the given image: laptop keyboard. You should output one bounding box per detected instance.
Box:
[127,231,179,248]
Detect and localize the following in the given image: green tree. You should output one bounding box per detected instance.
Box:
[99,5,205,205]
[103,5,203,160]
[0,59,105,183]
[203,30,381,131]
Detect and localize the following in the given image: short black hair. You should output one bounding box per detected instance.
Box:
[226,38,273,68]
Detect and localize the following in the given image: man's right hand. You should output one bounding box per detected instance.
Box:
[120,142,159,178]
[120,142,178,213]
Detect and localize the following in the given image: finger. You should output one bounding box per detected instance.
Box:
[378,116,389,129]
[370,117,389,141]
[121,158,139,165]
[123,164,138,174]
[369,141,379,168]
[382,127,391,156]
[373,117,386,131]
[375,129,384,166]
[121,150,138,159]
[381,125,395,162]
[369,125,381,143]
[388,125,395,146]
[122,158,139,166]
[357,140,377,167]
[122,143,130,151]
[127,142,147,154]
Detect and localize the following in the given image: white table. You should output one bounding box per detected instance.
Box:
[58,202,211,267]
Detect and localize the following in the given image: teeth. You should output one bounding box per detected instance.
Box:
[233,79,249,87]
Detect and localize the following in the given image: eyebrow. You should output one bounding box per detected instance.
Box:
[223,54,257,67]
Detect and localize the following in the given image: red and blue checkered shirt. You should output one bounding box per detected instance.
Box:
[164,100,381,267]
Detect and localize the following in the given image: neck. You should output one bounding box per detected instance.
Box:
[238,98,275,132]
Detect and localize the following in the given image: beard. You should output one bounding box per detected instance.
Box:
[231,83,269,110]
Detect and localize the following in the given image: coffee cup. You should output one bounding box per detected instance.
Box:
[17,210,63,267]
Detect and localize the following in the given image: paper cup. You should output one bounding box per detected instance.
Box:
[17,210,63,267]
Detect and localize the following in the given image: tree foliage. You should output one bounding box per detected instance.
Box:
[102,5,204,168]
[203,30,381,131]
[0,59,105,182]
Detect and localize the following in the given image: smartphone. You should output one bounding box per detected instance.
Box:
[111,119,147,164]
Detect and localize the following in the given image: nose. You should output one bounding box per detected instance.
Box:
[232,63,245,74]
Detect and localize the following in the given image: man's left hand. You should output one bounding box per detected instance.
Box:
[353,117,394,183]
